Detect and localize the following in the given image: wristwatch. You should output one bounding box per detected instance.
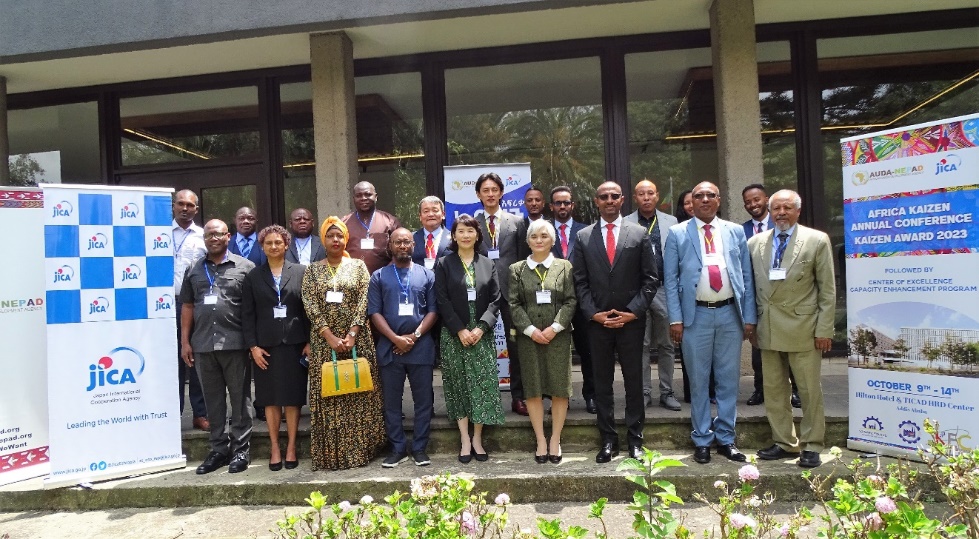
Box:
[413,329,422,339]
[347,330,357,338]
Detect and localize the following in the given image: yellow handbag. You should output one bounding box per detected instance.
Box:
[321,346,374,397]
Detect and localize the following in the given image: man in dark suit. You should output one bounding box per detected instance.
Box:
[285,208,325,265]
[229,206,267,266]
[665,181,756,465]
[572,181,659,463]
[474,172,529,416]
[741,184,799,409]
[412,196,452,269]
[548,185,596,414]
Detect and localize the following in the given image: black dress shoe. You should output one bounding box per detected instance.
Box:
[717,444,747,462]
[757,444,799,460]
[228,451,250,473]
[473,449,489,462]
[791,392,802,409]
[458,451,473,464]
[693,446,711,464]
[195,451,229,475]
[799,450,821,468]
[627,445,643,459]
[548,447,562,464]
[585,398,597,414]
[284,459,299,470]
[269,460,283,471]
[512,399,529,416]
[595,443,619,463]
[746,391,764,406]
[534,453,548,464]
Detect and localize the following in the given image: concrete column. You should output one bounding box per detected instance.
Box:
[709,0,763,219]
[0,77,9,186]
[310,32,357,221]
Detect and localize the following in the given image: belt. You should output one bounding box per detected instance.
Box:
[695,298,735,308]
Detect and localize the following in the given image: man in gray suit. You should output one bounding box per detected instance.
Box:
[475,172,529,416]
[625,179,681,411]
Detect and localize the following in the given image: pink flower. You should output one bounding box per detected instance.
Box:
[738,464,760,482]
[729,513,757,529]
[495,493,510,506]
[875,496,897,514]
[778,523,790,537]
[864,512,884,530]
[461,511,479,535]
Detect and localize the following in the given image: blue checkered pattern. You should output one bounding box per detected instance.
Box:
[44,191,175,325]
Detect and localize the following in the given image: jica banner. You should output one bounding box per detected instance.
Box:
[42,184,185,487]
[842,113,979,459]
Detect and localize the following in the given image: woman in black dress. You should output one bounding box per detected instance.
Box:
[242,224,310,471]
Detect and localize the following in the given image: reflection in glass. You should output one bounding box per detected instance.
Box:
[120,87,261,166]
[201,184,257,234]
[8,102,101,185]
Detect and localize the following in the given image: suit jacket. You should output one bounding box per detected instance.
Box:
[241,261,310,349]
[550,219,587,261]
[476,210,526,300]
[624,209,677,253]
[748,225,836,352]
[571,219,659,320]
[663,218,757,327]
[285,235,326,265]
[411,227,452,266]
[229,233,268,266]
[434,252,502,334]
[743,215,775,240]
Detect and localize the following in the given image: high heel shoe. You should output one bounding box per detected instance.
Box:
[284,459,298,469]
[269,450,283,471]
[548,445,562,464]
[534,452,548,464]
[473,448,488,462]
[458,450,473,464]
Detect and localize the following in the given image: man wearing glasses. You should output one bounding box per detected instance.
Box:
[664,181,756,465]
[572,181,659,463]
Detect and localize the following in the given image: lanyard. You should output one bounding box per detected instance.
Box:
[357,211,375,232]
[203,256,226,291]
[327,262,341,291]
[462,260,476,288]
[272,273,282,306]
[392,264,411,303]
[532,265,548,285]
[295,236,311,253]
[486,215,498,248]
[646,214,657,235]
[174,227,192,255]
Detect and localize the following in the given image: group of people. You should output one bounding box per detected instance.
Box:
[172,170,835,475]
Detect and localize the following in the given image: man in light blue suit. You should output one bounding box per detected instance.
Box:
[664,181,756,464]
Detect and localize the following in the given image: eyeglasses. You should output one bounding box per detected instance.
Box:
[597,193,622,201]
[204,232,229,239]
[692,192,719,200]
[551,200,573,207]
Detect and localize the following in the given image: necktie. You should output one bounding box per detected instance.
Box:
[755,222,763,234]
[605,223,616,264]
[488,215,496,248]
[559,224,569,258]
[240,237,252,258]
[703,224,722,292]
[426,233,435,259]
[773,232,789,268]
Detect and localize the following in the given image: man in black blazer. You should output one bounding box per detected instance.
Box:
[548,185,596,414]
[229,206,268,266]
[285,208,326,265]
[572,181,659,463]
[411,196,452,269]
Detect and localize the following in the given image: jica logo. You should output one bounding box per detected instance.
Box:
[935,154,961,175]
[89,296,110,315]
[51,200,74,218]
[155,294,174,312]
[88,233,109,250]
[86,346,145,391]
[120,202,140,220]
[121,263,142,282]
[53,265,75,283]
[153,233,171,250]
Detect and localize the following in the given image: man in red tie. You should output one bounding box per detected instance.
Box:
[411,196,450,269]
[663,181,757,465]
[571,181,658,463]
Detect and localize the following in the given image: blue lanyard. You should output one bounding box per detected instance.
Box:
[392,264,411,303]
[273,274,282,305]
[295,236,311,254]
[203,256,227,290]
[174,227,193,256]
[357,211,375,232]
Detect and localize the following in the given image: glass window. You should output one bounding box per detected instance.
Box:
[120,86,261,166]
[757,41,797,195]
[446,57,604,223]
[201,184,258,234]
[280,82,317,220]
[8,101,101,185]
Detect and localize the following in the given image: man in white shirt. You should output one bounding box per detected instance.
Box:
[411,196,451,268]
[172,189,208,431]
[285,207,325,265]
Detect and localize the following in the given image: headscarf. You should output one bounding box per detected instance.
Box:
[320,216,351,258]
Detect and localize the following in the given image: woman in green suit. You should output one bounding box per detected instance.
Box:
[509,219,576,464]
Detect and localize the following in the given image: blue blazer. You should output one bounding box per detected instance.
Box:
[664,218,756,327]
[229,233,267,266]
[742,215,775,240]
[411,227,452,266]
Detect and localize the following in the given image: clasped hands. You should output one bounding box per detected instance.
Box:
[593,309,636,329]
[530,327,557,345]
[457,327,484,347]
[324,330,356,353]
[392,334,417,355]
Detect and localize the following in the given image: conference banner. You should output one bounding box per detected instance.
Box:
[0,188,50,486]
[42,184,185,487]
[444,163,532,389]
[842,113,979,459]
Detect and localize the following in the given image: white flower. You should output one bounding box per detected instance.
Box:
[337,500,351,512]
[494,493,510,505]
[359,495,373,505]
[714,480,727,489]
[747,495,763,508]
[729,513,757,529]
[829,446,843,457]
[778,522,790,537]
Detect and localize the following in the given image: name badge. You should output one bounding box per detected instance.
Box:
[424,258,435,269]
[536,290,552,304]
[467,287,477,301]
[203,293,218,305]
[399,303,413,317]
[326,291,344,303]
[487,249,500,260]
[273,305,288,318]
[769,268,787,281]
[360,238,375,250]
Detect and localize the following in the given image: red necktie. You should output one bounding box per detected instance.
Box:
[605,223,616,264]
[426,233,435,258]
[559,224,569,258]
[488,215,496,248]
[703,224,722,292]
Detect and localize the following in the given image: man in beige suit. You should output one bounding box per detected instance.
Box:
[747,189,835,468]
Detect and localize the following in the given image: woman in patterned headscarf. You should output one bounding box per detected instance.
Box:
[300,217,385,470]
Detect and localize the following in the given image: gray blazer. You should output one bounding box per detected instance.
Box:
[476,210,526,301]
[624,209,677,253]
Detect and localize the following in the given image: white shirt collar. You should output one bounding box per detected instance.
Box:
[555,218,573,228]
[694,216,720,229]
[526,253,554,269]
[600,215,623,228]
